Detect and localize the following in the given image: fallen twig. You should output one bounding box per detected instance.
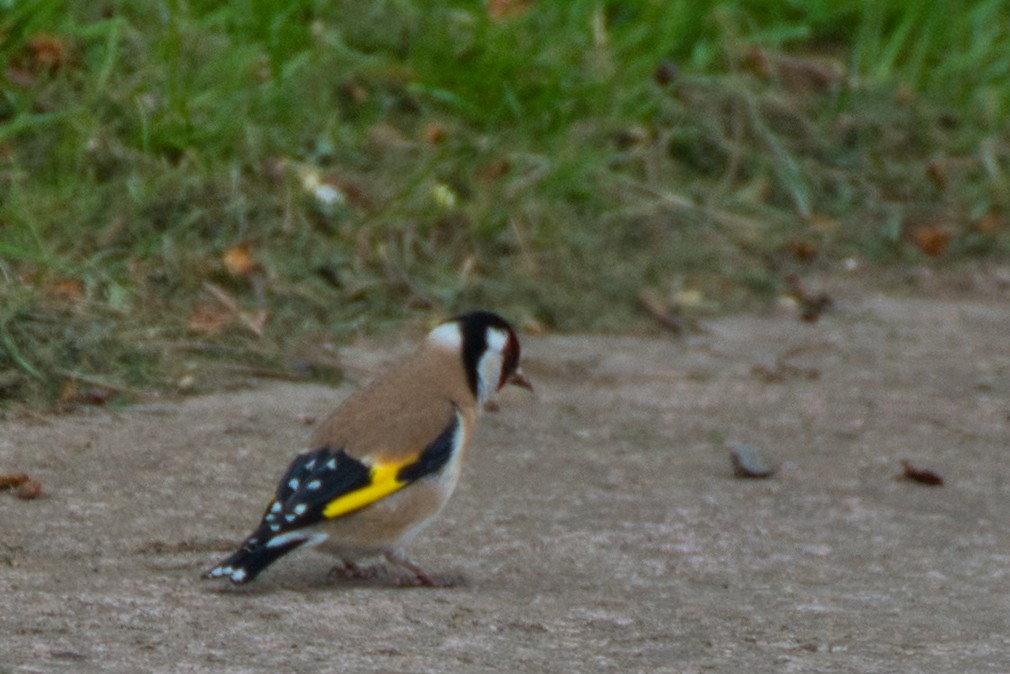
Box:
[202,281,268,337]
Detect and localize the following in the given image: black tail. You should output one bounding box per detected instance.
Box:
[202,537,306,584]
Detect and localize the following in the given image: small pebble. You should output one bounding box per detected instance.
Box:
[729,442,779,479]
[899,459,944,486]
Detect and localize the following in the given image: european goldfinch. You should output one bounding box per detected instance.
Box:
[202,311,531,587]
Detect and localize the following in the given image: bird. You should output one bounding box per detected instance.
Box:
[202,310,532,587]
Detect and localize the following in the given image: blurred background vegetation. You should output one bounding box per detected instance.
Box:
[1,0,1009,405]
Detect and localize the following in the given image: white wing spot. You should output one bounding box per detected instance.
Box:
[305,458,316,470]
[288,478,300,491]
[306,480,321,490]
[284,513,296,522]
[326,458,337,470]
[269,523,280,532]
[270,501,282,514]
[293,503,307,515]
[231,569,247,582]
[266,530,313,548]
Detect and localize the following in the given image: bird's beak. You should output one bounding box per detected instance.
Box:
[508,368,534,391]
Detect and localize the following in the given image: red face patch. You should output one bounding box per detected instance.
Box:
[497,332,520,391]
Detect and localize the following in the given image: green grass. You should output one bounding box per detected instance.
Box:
[1,0,1010,405]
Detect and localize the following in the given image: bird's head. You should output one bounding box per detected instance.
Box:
[428,310,532,403]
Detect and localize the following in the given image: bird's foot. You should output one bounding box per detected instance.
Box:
[384,549,464,588]
[396,571,466,588]
[327,560,382,581]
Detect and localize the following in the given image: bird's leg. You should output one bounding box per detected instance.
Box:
[384,549,464,588]
[327,558,381,581]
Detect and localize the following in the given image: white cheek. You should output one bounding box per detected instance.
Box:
[485,328,508,352]
[476,351,503,402]
[475,327,510,402]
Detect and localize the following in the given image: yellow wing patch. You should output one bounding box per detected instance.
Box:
[321,461,409,519]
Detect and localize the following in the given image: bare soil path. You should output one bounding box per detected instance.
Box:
[3,271,1009,673]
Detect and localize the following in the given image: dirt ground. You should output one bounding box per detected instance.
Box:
[2,268,1010,673]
